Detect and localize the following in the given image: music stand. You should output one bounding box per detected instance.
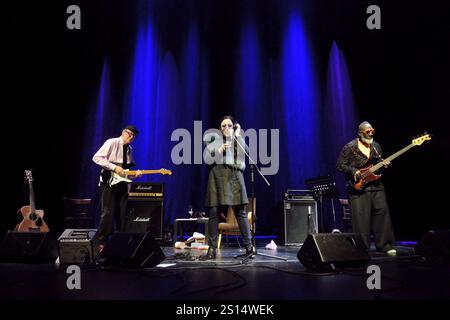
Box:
[305,176,338,232]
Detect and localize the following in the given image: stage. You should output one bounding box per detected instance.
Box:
[3,2,450,312]
[1,244,449,301]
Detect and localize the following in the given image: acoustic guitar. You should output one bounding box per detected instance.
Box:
[15,170,49,232]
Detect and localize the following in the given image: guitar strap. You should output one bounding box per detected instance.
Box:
[122,144,128,169]
[372,144,383,162]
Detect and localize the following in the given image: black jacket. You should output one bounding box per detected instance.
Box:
[336,138,385,191]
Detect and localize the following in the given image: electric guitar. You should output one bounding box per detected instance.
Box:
[16,170,49,232]
[110,168,172,186]
[351,133,431,191]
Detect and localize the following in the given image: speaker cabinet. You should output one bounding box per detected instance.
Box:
[298,233,370,271]
[0,231,58,263]
[125,199,163,240]
[415,230,450,261]
[284,197,318,245]
[98,232,165,269]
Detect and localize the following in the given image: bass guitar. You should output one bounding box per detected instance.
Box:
[16,170,49,232]
[351,133,431,191]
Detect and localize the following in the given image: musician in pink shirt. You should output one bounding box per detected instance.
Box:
[92,125,142,251]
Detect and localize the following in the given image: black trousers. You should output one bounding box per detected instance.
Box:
[97,182,129,244]
[207,205,252,249]
[349,189,395,251]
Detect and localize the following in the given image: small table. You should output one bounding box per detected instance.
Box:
[173,218,209,244]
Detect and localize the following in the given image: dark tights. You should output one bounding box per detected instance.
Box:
[207,205,252,249]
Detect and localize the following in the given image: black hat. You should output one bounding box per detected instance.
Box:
[124,125,139,135]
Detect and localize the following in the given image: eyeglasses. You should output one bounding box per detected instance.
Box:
[361,128,375,135]
[124,130,135,137]
[221,124,233,128]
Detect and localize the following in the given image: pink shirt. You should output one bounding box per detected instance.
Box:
[92,137,135,172]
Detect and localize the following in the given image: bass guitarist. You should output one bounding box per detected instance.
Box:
[336,121,396,256]
[92,125,142,251]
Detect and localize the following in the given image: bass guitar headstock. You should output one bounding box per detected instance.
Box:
[412,133,431,146]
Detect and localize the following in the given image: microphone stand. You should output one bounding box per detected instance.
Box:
[233,135,288,262]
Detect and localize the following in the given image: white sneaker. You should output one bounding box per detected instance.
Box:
[387,249,397,256]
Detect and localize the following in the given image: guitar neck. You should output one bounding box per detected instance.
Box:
[29,184,36,213]
[127,170,162,175]
[371,143,415,172]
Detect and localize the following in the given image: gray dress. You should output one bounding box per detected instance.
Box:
[204,134,249,207]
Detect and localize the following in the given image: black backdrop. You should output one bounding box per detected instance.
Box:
[3,0,450,241]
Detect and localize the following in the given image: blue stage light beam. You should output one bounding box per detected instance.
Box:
[280,12,321,188]
[325,41,358,195]
[79,58,112,198]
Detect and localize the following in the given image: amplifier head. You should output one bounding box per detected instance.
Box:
[129,182,164,199]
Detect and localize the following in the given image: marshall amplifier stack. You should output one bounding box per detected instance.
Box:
[125,182,164,240]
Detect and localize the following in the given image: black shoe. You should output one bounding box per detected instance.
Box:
[236,245,254,262]
[233,245,254,259]
[200,247,216,260]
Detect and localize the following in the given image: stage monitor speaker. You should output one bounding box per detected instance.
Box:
[298,233,370,271]
[415,230,450,261]
[284,197,318,245]
[125,199,163,240]
[0,231,58,263]
[98,232,165,269]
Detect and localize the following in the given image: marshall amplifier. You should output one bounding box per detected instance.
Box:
[128,182,164,199]
[125,183,164,240]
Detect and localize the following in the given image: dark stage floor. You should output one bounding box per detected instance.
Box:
[1,243,449,301]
